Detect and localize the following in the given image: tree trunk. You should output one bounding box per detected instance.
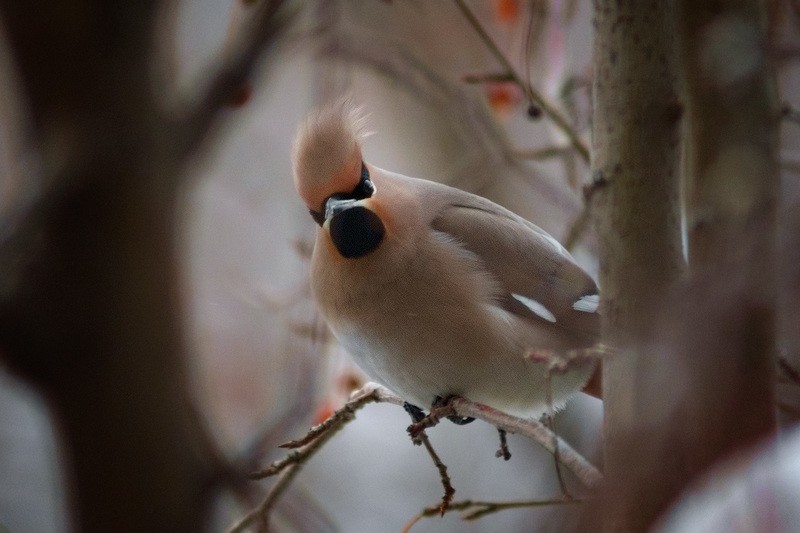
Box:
[670,0,780,502]
[0,3,213,530]
[593,0,780,530]
[591,0,684,530]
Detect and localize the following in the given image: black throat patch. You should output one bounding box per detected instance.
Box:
[328,205,385,258]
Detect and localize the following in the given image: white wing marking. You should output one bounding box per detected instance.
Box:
[512,293,557,323]
[572,293,600,313]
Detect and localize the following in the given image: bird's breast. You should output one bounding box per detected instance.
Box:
[309,227,594,416]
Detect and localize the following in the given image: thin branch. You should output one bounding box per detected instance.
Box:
[778,356,800,387]
[171,0,300,159]
[562,206,591,251]
[452,0,590,162]
[407,400,458,441]
[277,395,371,449]
[399,399,457,514]
[231,387,382,531]
[402,497,582,532]
[462,71,516,84]
[783,103,800,126]
[250,386,382,479]
[188,403,255,507]
[527,344,614,376]
[495,428,511,461]
[562,168,613,249]
[515,145,574,160]
[448,396,603,488]
[416,430,456,515]
[228,461,302,533]
[318,29,582,218]
[320,36,520,170]
[543,379,571,499]
[234,382,601,530]
[399,387,602,489]
[522,0,550,102]
[235,330,331,471]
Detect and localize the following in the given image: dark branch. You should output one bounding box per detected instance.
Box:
[171,0,300,159]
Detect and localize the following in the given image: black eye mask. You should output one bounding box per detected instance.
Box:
[310,163,375,226]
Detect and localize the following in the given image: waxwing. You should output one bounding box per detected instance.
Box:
[292,100,599,419]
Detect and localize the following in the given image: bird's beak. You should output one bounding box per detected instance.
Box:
[324,197,360,222]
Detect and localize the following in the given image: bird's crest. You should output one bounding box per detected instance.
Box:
[292,98,371,210]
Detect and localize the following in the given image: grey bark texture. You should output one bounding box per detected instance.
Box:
[592,0,780,530]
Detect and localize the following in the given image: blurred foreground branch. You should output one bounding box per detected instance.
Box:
[171,0,300,160]
[592,0,780,529]
[591,0,684,529]
[0,1,296,529]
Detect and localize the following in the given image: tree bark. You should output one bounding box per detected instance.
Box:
[591,0,684,530]
[592,0,780,530]
[0,3,212,530]
[671,0,779,500]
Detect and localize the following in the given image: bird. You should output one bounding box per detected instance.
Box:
[292,100,599,420]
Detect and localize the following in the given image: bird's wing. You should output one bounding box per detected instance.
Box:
[430,193,599,338]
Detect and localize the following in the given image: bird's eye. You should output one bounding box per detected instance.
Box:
[309,162,375,227]
[350,163,375,200]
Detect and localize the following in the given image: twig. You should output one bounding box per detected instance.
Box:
[400,400,456,514]
[394,385,601,488]
[234,383,601,531]
[449,396,603,488]
[495,429,511,461]
[231,386,384,531]
[172,0,300,159]
[543,377,570,499]
[779,356,800,387]
[527,344,613,376]
[188,403,255,508]
[783,103,800,126]
[320,36,521,171]
[515,145,574,160]
[319,29,582,216]
[522,0,550,104]
[452,0,590,162]
[462,71,516,84]
[229,462,302,533]
[563,206,592,251]
[407,400,458,441]
[400,388,601,488]
[250,387,382,479]
[277,395,372,449]
[417,430,456,515]
[402,497,582,532]
[562,167,615,249]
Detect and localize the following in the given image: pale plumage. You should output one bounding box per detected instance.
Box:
[292,101,598,418]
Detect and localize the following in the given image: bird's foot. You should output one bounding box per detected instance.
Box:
[406,396,475,444]
[433,395,475,425]
[403,402,426,423]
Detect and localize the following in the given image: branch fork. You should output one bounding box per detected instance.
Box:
[233,383,602,531]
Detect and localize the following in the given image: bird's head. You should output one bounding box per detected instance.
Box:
[292,100,384,258]
[292,99,371,217]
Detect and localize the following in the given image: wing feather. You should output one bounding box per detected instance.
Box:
[430,197,599,340]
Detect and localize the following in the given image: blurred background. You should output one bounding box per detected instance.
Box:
[0,0,798,531]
